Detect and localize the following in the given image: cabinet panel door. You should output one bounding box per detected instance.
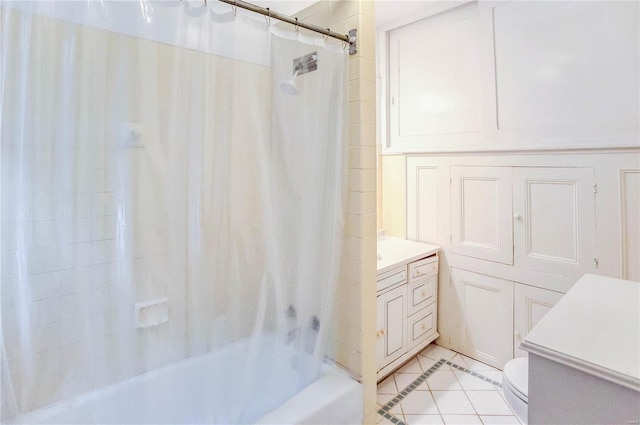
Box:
[494,1,639,147]
[376,285,407,370]
[620,169,640,281]
[452,268,514,368]
[388,3,490,150]
[451,166,513,264]
[513,167,596,277]
[514,284,564,357]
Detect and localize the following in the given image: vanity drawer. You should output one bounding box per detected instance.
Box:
[377,266,407,292]
[407,276,436,316]
[408,303,437,350]
[409,256,438,282]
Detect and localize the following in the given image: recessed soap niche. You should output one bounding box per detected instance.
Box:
[134,298,169,329]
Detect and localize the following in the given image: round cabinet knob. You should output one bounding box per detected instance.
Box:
[513,213,522,220]
[422,291,427,297]
[381,329,385,336]
[421,323,426,331]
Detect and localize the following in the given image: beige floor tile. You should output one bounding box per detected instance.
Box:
[378,375,398,394]
[397,357,423,374]
[377,392,396,405]
[400,390,440,415]
[441,414,482,424]
[404,414,445,424]
[427,370,463,391]
[432,391,475,415]
[421,344,457,361]
[479,415,521,424]
[466,391,514,416]
[417,354,438,371]
[395,373,427,392]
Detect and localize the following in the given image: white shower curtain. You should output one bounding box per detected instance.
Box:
[0,1,348,422]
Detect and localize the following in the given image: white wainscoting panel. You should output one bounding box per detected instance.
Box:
[407,165,439,244]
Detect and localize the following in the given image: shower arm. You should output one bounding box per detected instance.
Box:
[217,0,358,55]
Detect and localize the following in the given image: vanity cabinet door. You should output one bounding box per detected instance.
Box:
[514,283,563,357]
[376,285,408,370]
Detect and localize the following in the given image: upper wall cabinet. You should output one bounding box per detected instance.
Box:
[388,2,497,151]
[493,1,639,148]
[385,1,639,152]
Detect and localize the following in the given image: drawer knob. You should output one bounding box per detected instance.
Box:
[416,270,424,276]
[381,329,385,336]
[422,291,427,297]
[421,323,426,331]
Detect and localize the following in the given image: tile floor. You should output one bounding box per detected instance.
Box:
[377,344,522,425]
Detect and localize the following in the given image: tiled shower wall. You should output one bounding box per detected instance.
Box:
[0,10,269,416]
[296,1,377,423]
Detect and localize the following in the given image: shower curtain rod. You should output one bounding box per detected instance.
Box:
[217,0,358,55]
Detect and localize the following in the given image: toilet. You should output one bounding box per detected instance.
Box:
[502,357,529,423]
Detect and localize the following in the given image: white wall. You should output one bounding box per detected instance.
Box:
[378,0,639,153]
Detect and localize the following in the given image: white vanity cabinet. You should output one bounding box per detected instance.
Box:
[522,274,640,424]
[377,236,440,380]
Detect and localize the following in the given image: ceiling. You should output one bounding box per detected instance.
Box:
[250,0,443,29]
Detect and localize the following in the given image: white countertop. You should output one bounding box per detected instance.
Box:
[377,236,439,275]
[522,273,640,391]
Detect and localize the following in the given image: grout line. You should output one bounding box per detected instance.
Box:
[445,360,503,388]
[378,358,505,424]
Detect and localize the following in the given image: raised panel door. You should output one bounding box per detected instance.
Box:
[620,169,640,281]
[493,1,639,147]
[514,283,564,357]
[376,285,407,370]
[513,167,596,277]
[452,268,514,368]
[451,166,513,264]
[388,2,492,151]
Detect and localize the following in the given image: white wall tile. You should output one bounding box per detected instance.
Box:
[30,298,62,327]
[30,272,62,301]
[33,323,63,353]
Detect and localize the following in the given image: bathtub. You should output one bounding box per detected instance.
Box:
[6,336,362,424]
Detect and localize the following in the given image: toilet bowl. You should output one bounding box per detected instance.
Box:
[502,357,529,423]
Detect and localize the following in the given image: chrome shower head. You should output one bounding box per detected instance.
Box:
[280,70,300,95]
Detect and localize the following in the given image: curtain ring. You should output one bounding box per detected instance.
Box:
[264,8,271,26]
